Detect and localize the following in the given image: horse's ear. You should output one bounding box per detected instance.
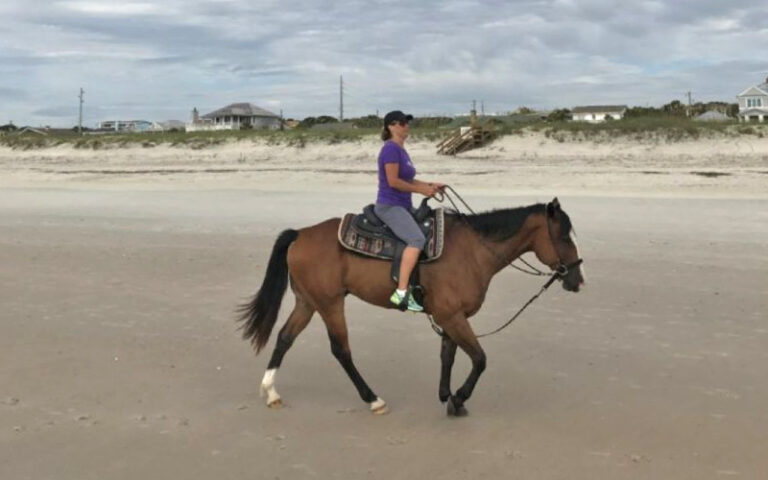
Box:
[547,198,560,218]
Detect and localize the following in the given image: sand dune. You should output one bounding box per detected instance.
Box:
[2,131,767,198]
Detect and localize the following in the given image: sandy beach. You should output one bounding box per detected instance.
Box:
[1,133,767,479]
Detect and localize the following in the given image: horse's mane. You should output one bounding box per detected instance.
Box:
[447,203,573,241]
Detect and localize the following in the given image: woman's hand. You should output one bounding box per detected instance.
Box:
[421,183,442,197]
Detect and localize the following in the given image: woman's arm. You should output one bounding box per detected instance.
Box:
[384,163,439,196]
[412,179,445,189]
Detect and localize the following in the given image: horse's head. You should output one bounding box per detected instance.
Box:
[534,198,586,292]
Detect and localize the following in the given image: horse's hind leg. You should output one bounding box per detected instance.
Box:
[260,295,314,408]
[321,299,388,415]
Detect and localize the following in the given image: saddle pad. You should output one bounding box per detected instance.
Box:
[338,208,445,262]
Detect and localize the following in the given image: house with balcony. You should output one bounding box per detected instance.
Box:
[187,103,280,131]
[737,77,768,122]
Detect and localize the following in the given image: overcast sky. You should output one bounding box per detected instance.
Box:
[1,0,767,126]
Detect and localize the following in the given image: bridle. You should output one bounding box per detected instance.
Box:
[438,186,582,280]
[544,204,584,280]
[427,188,583,338]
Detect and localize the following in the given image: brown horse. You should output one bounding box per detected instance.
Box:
[238,197,585,416]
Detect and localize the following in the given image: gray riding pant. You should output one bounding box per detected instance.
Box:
[373,204,426,250]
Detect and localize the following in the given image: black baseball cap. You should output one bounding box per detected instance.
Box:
[383,110,414,125]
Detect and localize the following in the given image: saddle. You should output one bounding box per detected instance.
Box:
[338,198,445,305]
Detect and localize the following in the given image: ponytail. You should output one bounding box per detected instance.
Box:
[380,126,392,141]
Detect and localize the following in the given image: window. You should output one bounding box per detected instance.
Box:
[747,97,763,108]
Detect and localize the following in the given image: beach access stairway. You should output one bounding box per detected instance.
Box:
[437,125,494,155]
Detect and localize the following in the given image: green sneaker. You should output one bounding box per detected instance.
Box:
[390,289,424,312]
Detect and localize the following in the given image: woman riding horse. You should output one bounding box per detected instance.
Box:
[239,192,585,416]
[375,110,444,312]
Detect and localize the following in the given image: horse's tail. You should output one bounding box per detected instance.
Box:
[238,229,299,353]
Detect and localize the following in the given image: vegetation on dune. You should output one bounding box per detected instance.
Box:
[0,128,379,150]
[531,99,760,142]
[1,102,765,150]
[533,117,765,143]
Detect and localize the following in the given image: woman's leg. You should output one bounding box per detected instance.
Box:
[373,204,426,298]
[398,246,421,290]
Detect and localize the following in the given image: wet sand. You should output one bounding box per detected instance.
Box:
[1,187,767,479]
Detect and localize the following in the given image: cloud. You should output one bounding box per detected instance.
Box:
[56,1,167,16]
[1,0,767,125]
[0,87,29,100]
[31,106,79,118]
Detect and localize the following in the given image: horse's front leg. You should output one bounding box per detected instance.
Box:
[440,315,486,417]
[439,335,457,403]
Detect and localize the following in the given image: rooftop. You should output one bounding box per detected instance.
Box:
[572,105,628,114]
[202,103,279,119]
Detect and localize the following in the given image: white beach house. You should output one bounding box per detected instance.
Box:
[571,105,628,123]
[187,103,280,131]
[737,77,768,122]
[97,120,163,132]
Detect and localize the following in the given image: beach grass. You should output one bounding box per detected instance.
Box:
[534,116,765,142]
[1,116,765,150]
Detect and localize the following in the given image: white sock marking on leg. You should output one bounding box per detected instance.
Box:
[261,368,280,404]
[370,397,386,411]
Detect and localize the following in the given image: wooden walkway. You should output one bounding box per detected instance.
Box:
[436,125,494,155]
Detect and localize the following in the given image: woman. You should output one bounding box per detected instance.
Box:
[375,110,444,312]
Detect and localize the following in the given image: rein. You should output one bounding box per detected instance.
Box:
[426,186,583,338]
[438,186,550,276]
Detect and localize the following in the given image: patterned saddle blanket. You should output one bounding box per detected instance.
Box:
[337,204,445,263]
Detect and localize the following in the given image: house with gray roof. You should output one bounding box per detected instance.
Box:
[737,77,768,122]
[187,103,280,131]
[571,105,627,123]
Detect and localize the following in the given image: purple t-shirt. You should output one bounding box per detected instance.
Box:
[377,141,416,208]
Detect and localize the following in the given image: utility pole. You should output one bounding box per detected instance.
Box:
[481,100,485,117]
[78,88,85,135]
[339,75,344,122]
[687,91,692,117]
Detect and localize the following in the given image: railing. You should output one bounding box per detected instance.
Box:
[437,126,494,155]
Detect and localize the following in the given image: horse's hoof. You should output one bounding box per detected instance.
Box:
[439,391,450,403]
[446,396,468,417]
[267,398,284,409]
[370,398,389,415]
